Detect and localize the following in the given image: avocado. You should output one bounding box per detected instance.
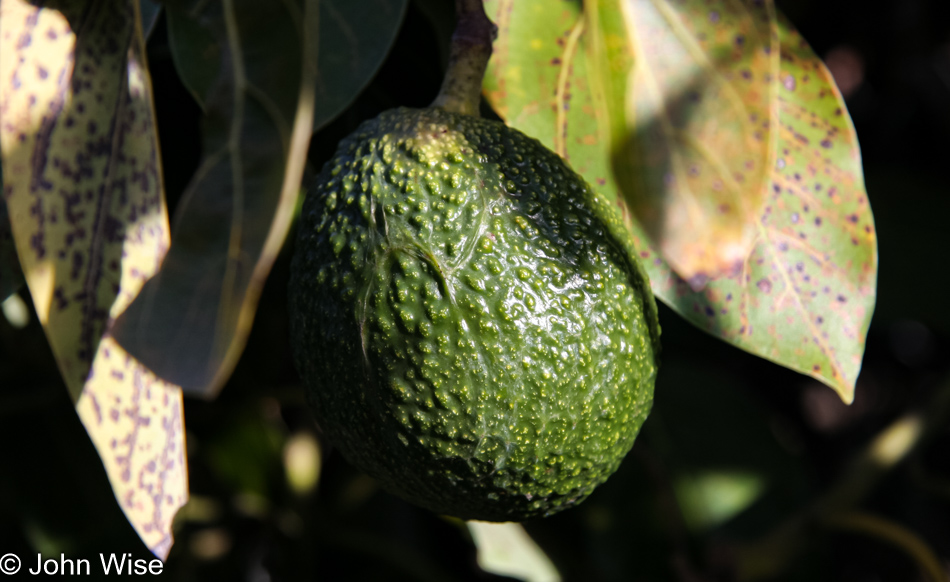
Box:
[289,106,660,521]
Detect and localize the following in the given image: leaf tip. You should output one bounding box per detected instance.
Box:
[830,381,855,405]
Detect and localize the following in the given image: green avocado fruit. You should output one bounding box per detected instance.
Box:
[289,106,660,521]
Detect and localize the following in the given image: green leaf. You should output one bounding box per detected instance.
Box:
[139,0,162,39]
[482,0,876,402]
[311,0,407,129]
[112,0,321,396]
[0,0,186,557]
[674,470,765,531]
[167,0,407,129]
[165,2,219,108]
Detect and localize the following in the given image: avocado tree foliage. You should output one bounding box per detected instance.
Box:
[0,0,879,569]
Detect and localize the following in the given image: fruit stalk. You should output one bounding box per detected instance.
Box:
[431,0,497,116]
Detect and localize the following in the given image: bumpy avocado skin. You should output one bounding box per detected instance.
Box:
[289,107,660,521]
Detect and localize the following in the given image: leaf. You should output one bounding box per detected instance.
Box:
[310,0,407,129]
[0,0,186,557]
[167,0,407,130]
[482,0,876,402]
[139,0,163,39]
[165,2,219,108]
[467,521,561,582]
[112,0,321,396]
[75,337,187,559]
[674,470,764,531]
[615,0,779,287]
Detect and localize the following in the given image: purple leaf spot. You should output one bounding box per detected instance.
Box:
[688,273,708,291]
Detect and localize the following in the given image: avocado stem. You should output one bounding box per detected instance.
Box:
[431,0,497,116]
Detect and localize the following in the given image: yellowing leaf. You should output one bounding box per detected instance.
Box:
[616,0,779,287]
[635,18,876,403]
[112,0,321,396]
[0,0,186,557]
[0,0,166,396]
[76,336,187,558]
[483,0,876,402]
[468,521,561,582]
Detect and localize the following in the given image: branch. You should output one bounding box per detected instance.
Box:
[431,0,497,116]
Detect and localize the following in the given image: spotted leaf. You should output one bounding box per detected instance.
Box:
[0,0,186,556]
[75,337,187,559]
[112,0,321,396]
[613,0,780,287]
[483,0,876,402]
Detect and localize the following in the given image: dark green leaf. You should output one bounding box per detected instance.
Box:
[167,0,407,129]
[113,0,321,395]
[139,0,162,39]
[166,2,219,108]
[312,0,408,129]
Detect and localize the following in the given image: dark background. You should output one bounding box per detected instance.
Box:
[1,0,949,580]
